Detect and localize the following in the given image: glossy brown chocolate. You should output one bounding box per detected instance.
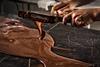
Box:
[0,18,90,67]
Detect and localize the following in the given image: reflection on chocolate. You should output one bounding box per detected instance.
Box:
[0,18,90,67]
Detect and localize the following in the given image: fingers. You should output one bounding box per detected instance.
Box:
[51,2,67,16]
[72,14,86,27]
[71,10,93,27]
[57,5,71,17]
[62,12,73,24]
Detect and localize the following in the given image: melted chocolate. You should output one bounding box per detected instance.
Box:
[0,18,90,67]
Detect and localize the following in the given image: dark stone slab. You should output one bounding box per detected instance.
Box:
[47,24,100,66]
